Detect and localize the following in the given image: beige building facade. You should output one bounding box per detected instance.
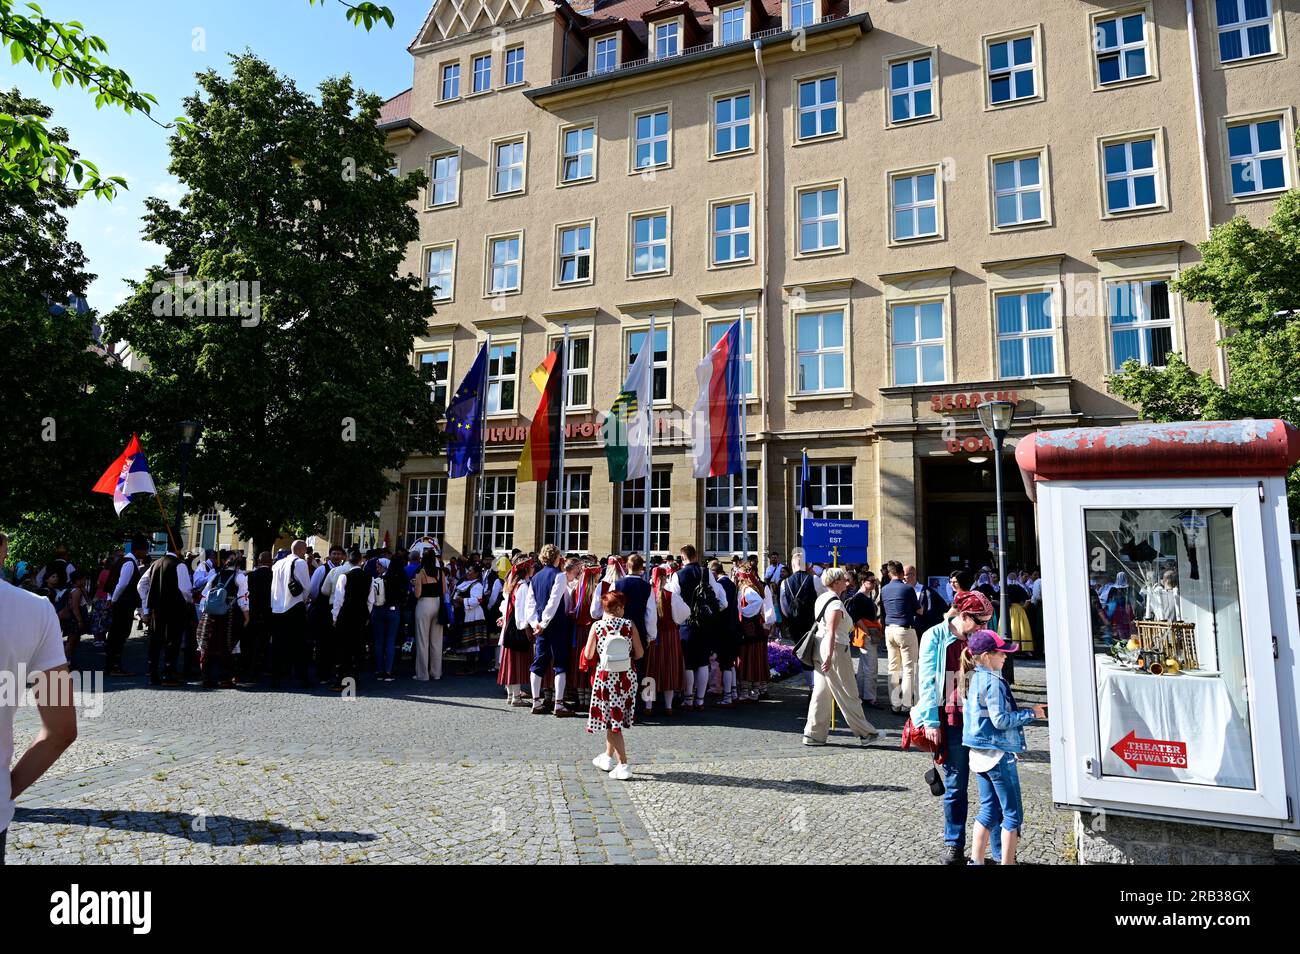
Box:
[371,0,1300,577]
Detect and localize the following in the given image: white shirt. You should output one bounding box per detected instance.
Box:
[590,580,658,643]
[270,554,310,614]
[331,569,376,622]
[666,565,728,626]
[110,553,139,602]
[192,562,211,599]
[524,567,572,630]
[309,562,340,601]
[137,553,193,616]
[1030,578,1043,604]
[457,580,486,623]
[321,562,350,600]
[763,563,785,584]
[1,580,69,831]
[815,591,852,648]
[201,568,249,612]
[486,577,503,611]
[738,586,766,619]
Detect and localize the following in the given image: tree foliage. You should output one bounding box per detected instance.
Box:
[104,54,439,553]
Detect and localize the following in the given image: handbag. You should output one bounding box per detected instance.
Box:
[901,716,944,759]
[793,599,833,670]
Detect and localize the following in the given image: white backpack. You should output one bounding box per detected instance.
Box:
[371,576,386,607]
[599,622,633,673]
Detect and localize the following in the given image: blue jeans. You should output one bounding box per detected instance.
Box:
[976,752,1024,833]
[372,606,400,673]
[942,729,1002,861]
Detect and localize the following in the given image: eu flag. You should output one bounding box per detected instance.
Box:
[446,343,489,479]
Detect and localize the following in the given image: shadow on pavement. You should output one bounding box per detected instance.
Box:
[13,807,378,845]
[643,770,908,796]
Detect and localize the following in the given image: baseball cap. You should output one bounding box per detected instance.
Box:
[968,629,1019,655]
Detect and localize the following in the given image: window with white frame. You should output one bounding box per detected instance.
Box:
[654,21,680,58]
[1227,116,1288,197]
[889,54,934,123]
[1108,279,1176,368]
[561,124,595,182]
[593,35,618,73]
[472,53,492,93]
[620,470,671,555]
[992,154,1044,227]
[425,244,454,301]
[440,62,460,101]
[986,32,1036,105]
[803,464,853,520]
[504,46,525,85]
[719,4,746,44]
[704,467,758,556]
[1094,10,1150,85]
[891,300,946,385]
[712,199,752,265]
[714,92,751,155]
[557,223,593,286]
[708,318,754,396]
[627,326,669,402]
[488,234,522,293]
[630,211,669,275]
[419,349,451,406]
[492,138,526,195]
[788,0,815,29]
[544,472,591,553]
[342,518,380,553]
[428,151,460,206]
[892,170,938,240]
[633,109,670,169]
[552,333,591,407]
[475,475,515,554]
[1103,135,1159,213]
[198,510,219,553]
[795,310,846,393]
[796,74,838,140]
[406,477,447,543]
[1216,0,1275,63]
[797,184,841,253]
[487,341,518,413]
[996,290,1056,378]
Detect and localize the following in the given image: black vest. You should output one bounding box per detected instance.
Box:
[116,556,142,609]
[339,566,372,625]
[151,554,191,625]
[615,576,651,634]
[675,563,704,610]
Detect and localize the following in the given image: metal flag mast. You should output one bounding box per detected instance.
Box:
[474,333,491,555]
[643,312,655,563]
[557,324,569,551]
[739,309,750,564]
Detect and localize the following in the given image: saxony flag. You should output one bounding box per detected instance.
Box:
[605,332,653,483]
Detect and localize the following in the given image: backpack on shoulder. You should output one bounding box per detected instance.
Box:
[599,621,633,673]
[201,570,237,617]
[687,572,720,631]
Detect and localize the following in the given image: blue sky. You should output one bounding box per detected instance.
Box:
[0,0,431,308]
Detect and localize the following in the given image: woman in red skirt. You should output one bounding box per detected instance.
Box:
[736,563,771,702]
[497,555,536,707]
[646,563,684,714]
[568,558,604,710]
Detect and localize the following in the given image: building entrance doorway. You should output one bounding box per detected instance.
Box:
[920,455,1037,582]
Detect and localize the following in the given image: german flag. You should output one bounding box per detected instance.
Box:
[517,343,565,483]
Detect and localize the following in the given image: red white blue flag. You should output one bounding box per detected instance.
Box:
[92,434,157,515]
[691,319,743,478]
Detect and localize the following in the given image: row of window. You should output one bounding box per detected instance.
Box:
[438,45,526,101]
[406,463,853,556]
[416,278,1178,418]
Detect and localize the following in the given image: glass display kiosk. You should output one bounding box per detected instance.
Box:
[1018,419,1300,832]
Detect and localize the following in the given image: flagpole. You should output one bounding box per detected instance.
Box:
[558,325,569,551]
[153,493,182,555]
[643,313,654,561]
[798,446,807,548]
[475,334,491,555]
[739,310,750,564]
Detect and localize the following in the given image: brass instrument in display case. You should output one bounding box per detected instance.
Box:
[1134,620,1200,671]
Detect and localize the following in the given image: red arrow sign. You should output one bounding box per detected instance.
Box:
[1111,730,1188,771]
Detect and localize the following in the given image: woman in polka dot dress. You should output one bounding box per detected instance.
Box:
[584,589,644,781]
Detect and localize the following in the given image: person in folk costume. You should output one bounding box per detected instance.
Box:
[197,552,249,689]
[569,556,606,712]
[496,555,536,707]
[735,561,772,702]
[709,560,741,708]
[612,553,656,718]
[330,550,375,692]
[646,563,684,715]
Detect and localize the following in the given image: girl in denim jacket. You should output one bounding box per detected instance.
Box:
[961,630,1047,865]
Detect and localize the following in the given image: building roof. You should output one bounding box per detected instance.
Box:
[379,87,413,126]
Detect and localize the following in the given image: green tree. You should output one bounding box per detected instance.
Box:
[0,88,149,565]
[1109,182,1300,508]
[104,53,439,554]
[0,0,394,198]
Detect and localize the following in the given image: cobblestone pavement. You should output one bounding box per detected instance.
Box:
[8,635,1069,864]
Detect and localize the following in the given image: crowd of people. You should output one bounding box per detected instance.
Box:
[2,534,1047,863]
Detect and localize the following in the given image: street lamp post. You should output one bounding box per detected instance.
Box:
[976,400,1016,639]
[176,420,203,551]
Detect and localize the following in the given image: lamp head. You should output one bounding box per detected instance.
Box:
[178,420,203,448]
[976,400,1015,440]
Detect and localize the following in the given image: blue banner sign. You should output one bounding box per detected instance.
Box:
[802,519,869,566]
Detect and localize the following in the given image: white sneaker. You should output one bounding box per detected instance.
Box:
[609,762,632,781]
[592,753,615,772]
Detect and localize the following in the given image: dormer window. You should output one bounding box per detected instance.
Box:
[718,3,746,44]
[654,20,681,58]
[788,0,816,30]
[593,34,619,73]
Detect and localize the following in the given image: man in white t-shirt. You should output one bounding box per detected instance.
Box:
[0,532,78,863]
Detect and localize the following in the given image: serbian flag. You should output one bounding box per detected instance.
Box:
[517,343,565,483]
[691,320,743,478]
[92,434,157,515]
